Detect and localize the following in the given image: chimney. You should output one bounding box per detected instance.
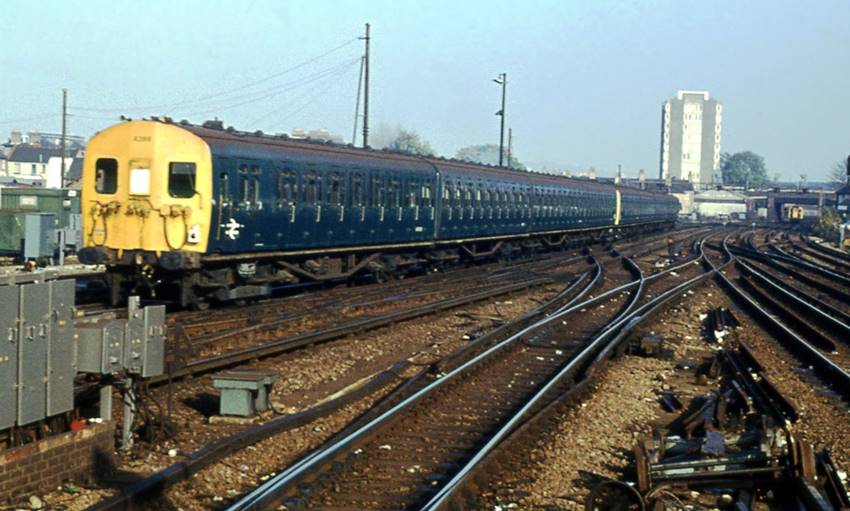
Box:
[639,168,646,190]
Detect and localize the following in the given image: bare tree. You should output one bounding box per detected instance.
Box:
[829,159,848,185]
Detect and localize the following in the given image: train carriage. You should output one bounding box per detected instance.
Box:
[80,119,678,307]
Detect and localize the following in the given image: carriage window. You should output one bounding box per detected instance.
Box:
[219,172,230,202]
[303,173,321,204]
[169,162,196,198]
[421,185,432,208]
[351,175,364,206]
[276,170,295,206]
[407,181,418,207]
[371,176,385,207]
[95,158,118,194]
[239,175,258,206]
[327,174,342,206]
[388,179,401,208]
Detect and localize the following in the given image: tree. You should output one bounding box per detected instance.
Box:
[384,129,435,156]
[720,151,768,188]
[814,208,842,243]
[828,158,848,185]
[454,144,526,170]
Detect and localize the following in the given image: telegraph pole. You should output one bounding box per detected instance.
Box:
[507,128,513,169]
[493,73,507,166]
[361,23,371,148]
[352,56,364,144]
[60,88,67,188]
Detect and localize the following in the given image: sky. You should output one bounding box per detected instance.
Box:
[1,0,848,181]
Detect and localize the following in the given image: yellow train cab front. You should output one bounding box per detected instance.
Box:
[81,120,213,265]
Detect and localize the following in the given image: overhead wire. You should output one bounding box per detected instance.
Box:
[248,58,361,127]
[72,37,360,114]
[172,57,361,118]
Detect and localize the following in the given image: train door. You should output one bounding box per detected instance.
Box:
[386,176,402,242]
[439,180,455,239]
[212,156,236,250]
[419,179,435,241]
[459,181,472,237]
[404,176,425,240]
[273,164,297,250]
[298,167,321,248]
[233,161,262,251]
[365,172,384,244]
[348,170,367,244]
[322,169,346,246]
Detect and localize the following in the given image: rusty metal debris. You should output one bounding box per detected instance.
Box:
[631,344,850,510]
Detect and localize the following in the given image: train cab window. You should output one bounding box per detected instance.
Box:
[168,162,196,198]
[95,158,118,194]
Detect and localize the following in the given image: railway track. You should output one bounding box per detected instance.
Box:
[224,237,714,510]
[150,229,695,384]
[85,228,712,510]
[457,228,850,510]
[713,234,850,401]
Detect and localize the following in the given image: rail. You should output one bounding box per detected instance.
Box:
[422,237,716,509]
[714,237,850,400]
[226,235,713,510]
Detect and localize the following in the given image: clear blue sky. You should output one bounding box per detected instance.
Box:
[1,0,848,180]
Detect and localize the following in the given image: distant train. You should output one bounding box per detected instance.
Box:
[783,204,805,222]
[79,119,679,308]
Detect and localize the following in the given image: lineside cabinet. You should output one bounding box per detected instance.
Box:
[0,273,74,429]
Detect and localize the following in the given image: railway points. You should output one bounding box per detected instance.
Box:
[3,12,850,510]
[4,225,850,511]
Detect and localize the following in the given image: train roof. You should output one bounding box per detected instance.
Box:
[126,118,673,199]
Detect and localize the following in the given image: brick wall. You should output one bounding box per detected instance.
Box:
[0,421,115,501]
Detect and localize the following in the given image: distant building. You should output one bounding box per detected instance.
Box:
[659,91,722,190]
[693,188,747,221]
[0,145,81,188]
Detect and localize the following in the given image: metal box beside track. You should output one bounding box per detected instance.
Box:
[123,297,165,378]
[76,318,126,374]
[76,298,166,378]
[24,212,57,259]
[0,272,75,429]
